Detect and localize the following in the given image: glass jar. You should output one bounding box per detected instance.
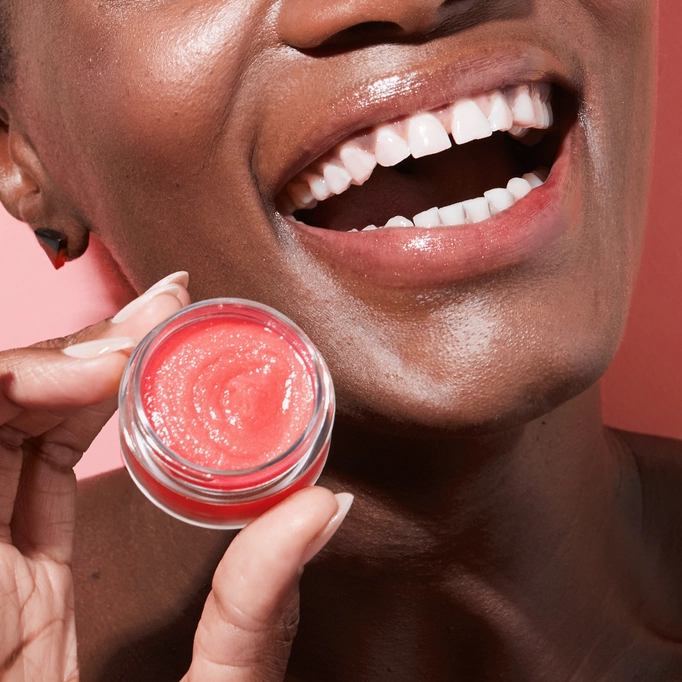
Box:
[119,299,335,529]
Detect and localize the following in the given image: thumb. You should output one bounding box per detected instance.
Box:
[182,487,353,682]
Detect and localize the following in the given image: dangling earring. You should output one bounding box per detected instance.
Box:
[35,228,68,270]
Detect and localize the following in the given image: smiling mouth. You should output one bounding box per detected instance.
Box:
[277,82,574,232]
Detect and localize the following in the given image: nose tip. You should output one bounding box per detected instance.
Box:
[278,0,449,50]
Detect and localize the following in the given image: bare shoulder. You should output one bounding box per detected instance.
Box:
[610,428,682,570]
[614,428,682,460]
[612,428,682,509]
[607,428,682,651]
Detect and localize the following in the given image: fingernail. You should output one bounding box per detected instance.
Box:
[147,271,189,292]
[300,492,354,566]
[62,337,137,358]
[112,283,181,324]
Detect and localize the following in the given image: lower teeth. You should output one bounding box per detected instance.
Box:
[347,169,547,232]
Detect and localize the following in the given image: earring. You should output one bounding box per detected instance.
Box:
[35,228,68,270]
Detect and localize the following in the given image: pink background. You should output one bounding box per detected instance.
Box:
[1,5,680,478]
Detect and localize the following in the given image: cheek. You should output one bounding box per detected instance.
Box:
[18,2,257,209]
[559,0,657,296]
[94,12,243,166]
[15,1,276,292]
[576,0,657,28]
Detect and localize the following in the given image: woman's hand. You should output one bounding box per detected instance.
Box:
[0,272,190,680]
[0,271,352,682]
[180,488,352,682]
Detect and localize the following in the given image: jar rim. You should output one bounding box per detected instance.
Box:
[123,298,333,479]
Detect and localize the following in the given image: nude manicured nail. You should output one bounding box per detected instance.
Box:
[62,337,137,358]
[147,270,189,292]
[112,283,181,324]
[301,492,354,566]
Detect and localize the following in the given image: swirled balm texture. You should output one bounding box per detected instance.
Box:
[141,317,315,470]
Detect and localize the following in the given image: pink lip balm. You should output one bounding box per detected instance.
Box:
[119,299,335,529]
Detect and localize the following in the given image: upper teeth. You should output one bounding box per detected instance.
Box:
[281,83,553,218]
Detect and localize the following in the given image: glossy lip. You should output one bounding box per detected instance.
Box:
[280,124,576,288]
[266,43,577,196]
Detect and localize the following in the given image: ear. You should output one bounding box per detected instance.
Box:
[0,107,89,262]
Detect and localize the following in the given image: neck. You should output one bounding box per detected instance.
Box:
[291,386,648,680]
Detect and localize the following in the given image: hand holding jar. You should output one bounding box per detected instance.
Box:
[0,273,351,682]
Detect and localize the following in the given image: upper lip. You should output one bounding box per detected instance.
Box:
[263,42,578,199]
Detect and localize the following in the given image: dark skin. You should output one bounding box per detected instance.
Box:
[1,0,681,680]
[72,399,682,681]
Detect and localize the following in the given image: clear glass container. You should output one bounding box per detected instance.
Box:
[119,299,335,529]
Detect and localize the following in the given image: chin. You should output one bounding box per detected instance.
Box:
[328,294,625,438]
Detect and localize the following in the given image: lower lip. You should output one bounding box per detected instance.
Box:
[119,299,335,529]
[287,129,575,288]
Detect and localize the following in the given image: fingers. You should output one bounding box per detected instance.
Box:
[184,488,354,682]
[8,396,118,562]
[0,344,134,550]
[0,344,134,420]
[10,439,79,563]
[110,270,191,325]
[0,272,191,558]
[0,271,190,419]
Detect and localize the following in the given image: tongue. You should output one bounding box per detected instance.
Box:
[298,135,523,231]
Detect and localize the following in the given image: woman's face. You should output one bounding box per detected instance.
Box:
[7,0,656,432]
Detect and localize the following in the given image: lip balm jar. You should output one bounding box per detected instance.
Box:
[119,299,335,529]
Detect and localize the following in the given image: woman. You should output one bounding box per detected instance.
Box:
[1,0,680,680]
